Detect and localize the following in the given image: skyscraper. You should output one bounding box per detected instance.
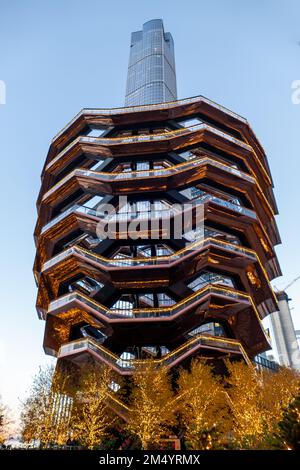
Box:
[270,291,300,370]
[125,19,177,106]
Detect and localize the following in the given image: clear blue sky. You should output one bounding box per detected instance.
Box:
[0,0,300,414]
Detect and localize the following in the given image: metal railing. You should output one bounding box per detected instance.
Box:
[52,94,247,143]
[41,190,256,235]
[58,333,249,372]
[42,236,257,272]
[48,284,250,320]
[47,122,251,172]
[43,154,254,202]
[41,204,98,234]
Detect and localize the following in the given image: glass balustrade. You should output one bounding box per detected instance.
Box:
[42,184,256,235]
[43,155,254,202]
[58,333,246,372]
[43,157,255,199]
[42,236,256,272]
[47,122,251,172]
[187,272,235,292]
[48,285,249,320]
[41,204,99,234]
[53,95,247,143]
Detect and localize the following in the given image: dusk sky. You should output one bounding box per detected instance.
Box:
[1,0,300,416]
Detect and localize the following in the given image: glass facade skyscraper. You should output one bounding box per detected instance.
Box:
[125,19,177,106]
[270,291,300,370]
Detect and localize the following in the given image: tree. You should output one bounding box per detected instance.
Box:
[261,367,300,436]
[126,362,176,450]
[224,361,267,448]
[71,363,116,449]
[0,396,12,443]
[177,359,226,449]
[224,362,300,449]
[277,394,300,450]
[20,365,70,446]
